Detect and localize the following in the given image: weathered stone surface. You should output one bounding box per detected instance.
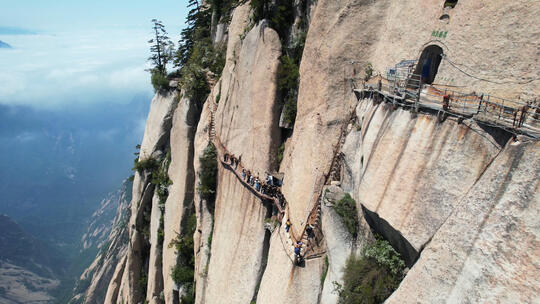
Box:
[75,181,131,304]
[85,1,540,303]
[342,99,503,252]
[192,92,213,304]
[387,141,540,303]
[139,91,177,160]
[103,256,126,304]
[162,93,200,304]
[109,91,177,304]
[202,13,282,304]
[319,185,374,304]
[146,192,164,304]
[368,0,540,100]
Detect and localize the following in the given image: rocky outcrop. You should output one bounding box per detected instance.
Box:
[71,180,131,304]
[201,9,283,303]
[342,99,505,254]
[161,92,200,303]
[110,91,178,304]
[387,140,540,303]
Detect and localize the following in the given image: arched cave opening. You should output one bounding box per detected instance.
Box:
[413,45,444,85]
[444,0,458,8]
[439,13,450,21]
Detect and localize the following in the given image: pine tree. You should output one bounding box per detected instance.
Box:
[148,19,173,74]
[175,0,211,68]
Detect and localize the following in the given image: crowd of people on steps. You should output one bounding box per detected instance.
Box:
[222,152,316,266]
[223,153,286,208]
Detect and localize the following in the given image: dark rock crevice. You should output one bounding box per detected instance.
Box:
[250,208,272,304]
[360,205,418,268]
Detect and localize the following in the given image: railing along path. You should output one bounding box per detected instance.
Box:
[206,97,352,260]
[356,74,540,139]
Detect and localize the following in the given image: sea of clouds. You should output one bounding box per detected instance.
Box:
[0,28,154,108]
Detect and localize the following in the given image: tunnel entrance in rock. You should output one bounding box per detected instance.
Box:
[361,205,419,268]
[413,45,443,85]
[444,0,458,8]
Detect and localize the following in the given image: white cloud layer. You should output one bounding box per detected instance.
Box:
[0,28,160,108]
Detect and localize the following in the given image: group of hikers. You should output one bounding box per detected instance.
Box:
[223,153,239,169]
[286,218,317,264]
[222,151,316,265]
[223,152,286,208]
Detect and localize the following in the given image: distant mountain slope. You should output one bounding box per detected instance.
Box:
[0,214,64,277]
[69,180,132,304]
[0,214,63,303]
[0,41,12,48]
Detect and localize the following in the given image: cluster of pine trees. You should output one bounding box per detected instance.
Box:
[147,0,307,125]
[148,0,232,107]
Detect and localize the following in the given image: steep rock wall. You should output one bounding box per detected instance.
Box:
[192,102,212,304]
[202,12,283,303]
[368,0,540,99]
[160,94,200,304]
[80,1,540,303]
[342,99,504,254]
[387,140,539,303]
[108,91,177,304]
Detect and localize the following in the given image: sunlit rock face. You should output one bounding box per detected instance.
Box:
[387,140,540,303]
[75,0,540,303]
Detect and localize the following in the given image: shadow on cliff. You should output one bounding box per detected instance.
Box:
[361,205,418,268]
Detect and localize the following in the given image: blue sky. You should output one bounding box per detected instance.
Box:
[0,1,191,239]
[2,0,189,32]
[0,0,189,108]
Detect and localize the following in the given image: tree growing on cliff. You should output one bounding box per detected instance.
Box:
[175,0,211,68]
[148,19,174,92]
[148,19,173,74]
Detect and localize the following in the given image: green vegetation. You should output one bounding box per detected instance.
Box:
[170,214,197,303]
[321,255,329,285]
[139,268,148,298]
[250,0,294,40]
[174,0,226,108]
[364,237,406,276]
[148,19,174,93]
[364,63,373,82]
[198,143,218,210]
[249,0,307,127]
[208,0,240,22]
[278,55,300,125]
[333,193,359,238]
[276,143,285,166]
[333,236,405,304]
[151,69,170,92]
[133,157,160,174]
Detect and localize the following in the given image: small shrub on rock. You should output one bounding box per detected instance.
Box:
[335,239,405,304]
[198,143,218,206]
[333,193,359,238]
[151,69,170,93]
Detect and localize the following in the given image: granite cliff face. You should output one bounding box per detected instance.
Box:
[76,1,539,303]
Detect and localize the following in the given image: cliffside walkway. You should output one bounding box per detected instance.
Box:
[206,100,285,216]
[206,97,332,260]
[354,74,540,139]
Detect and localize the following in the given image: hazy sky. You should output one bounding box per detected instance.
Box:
[0,0,189,108]
[0,1,191,238]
